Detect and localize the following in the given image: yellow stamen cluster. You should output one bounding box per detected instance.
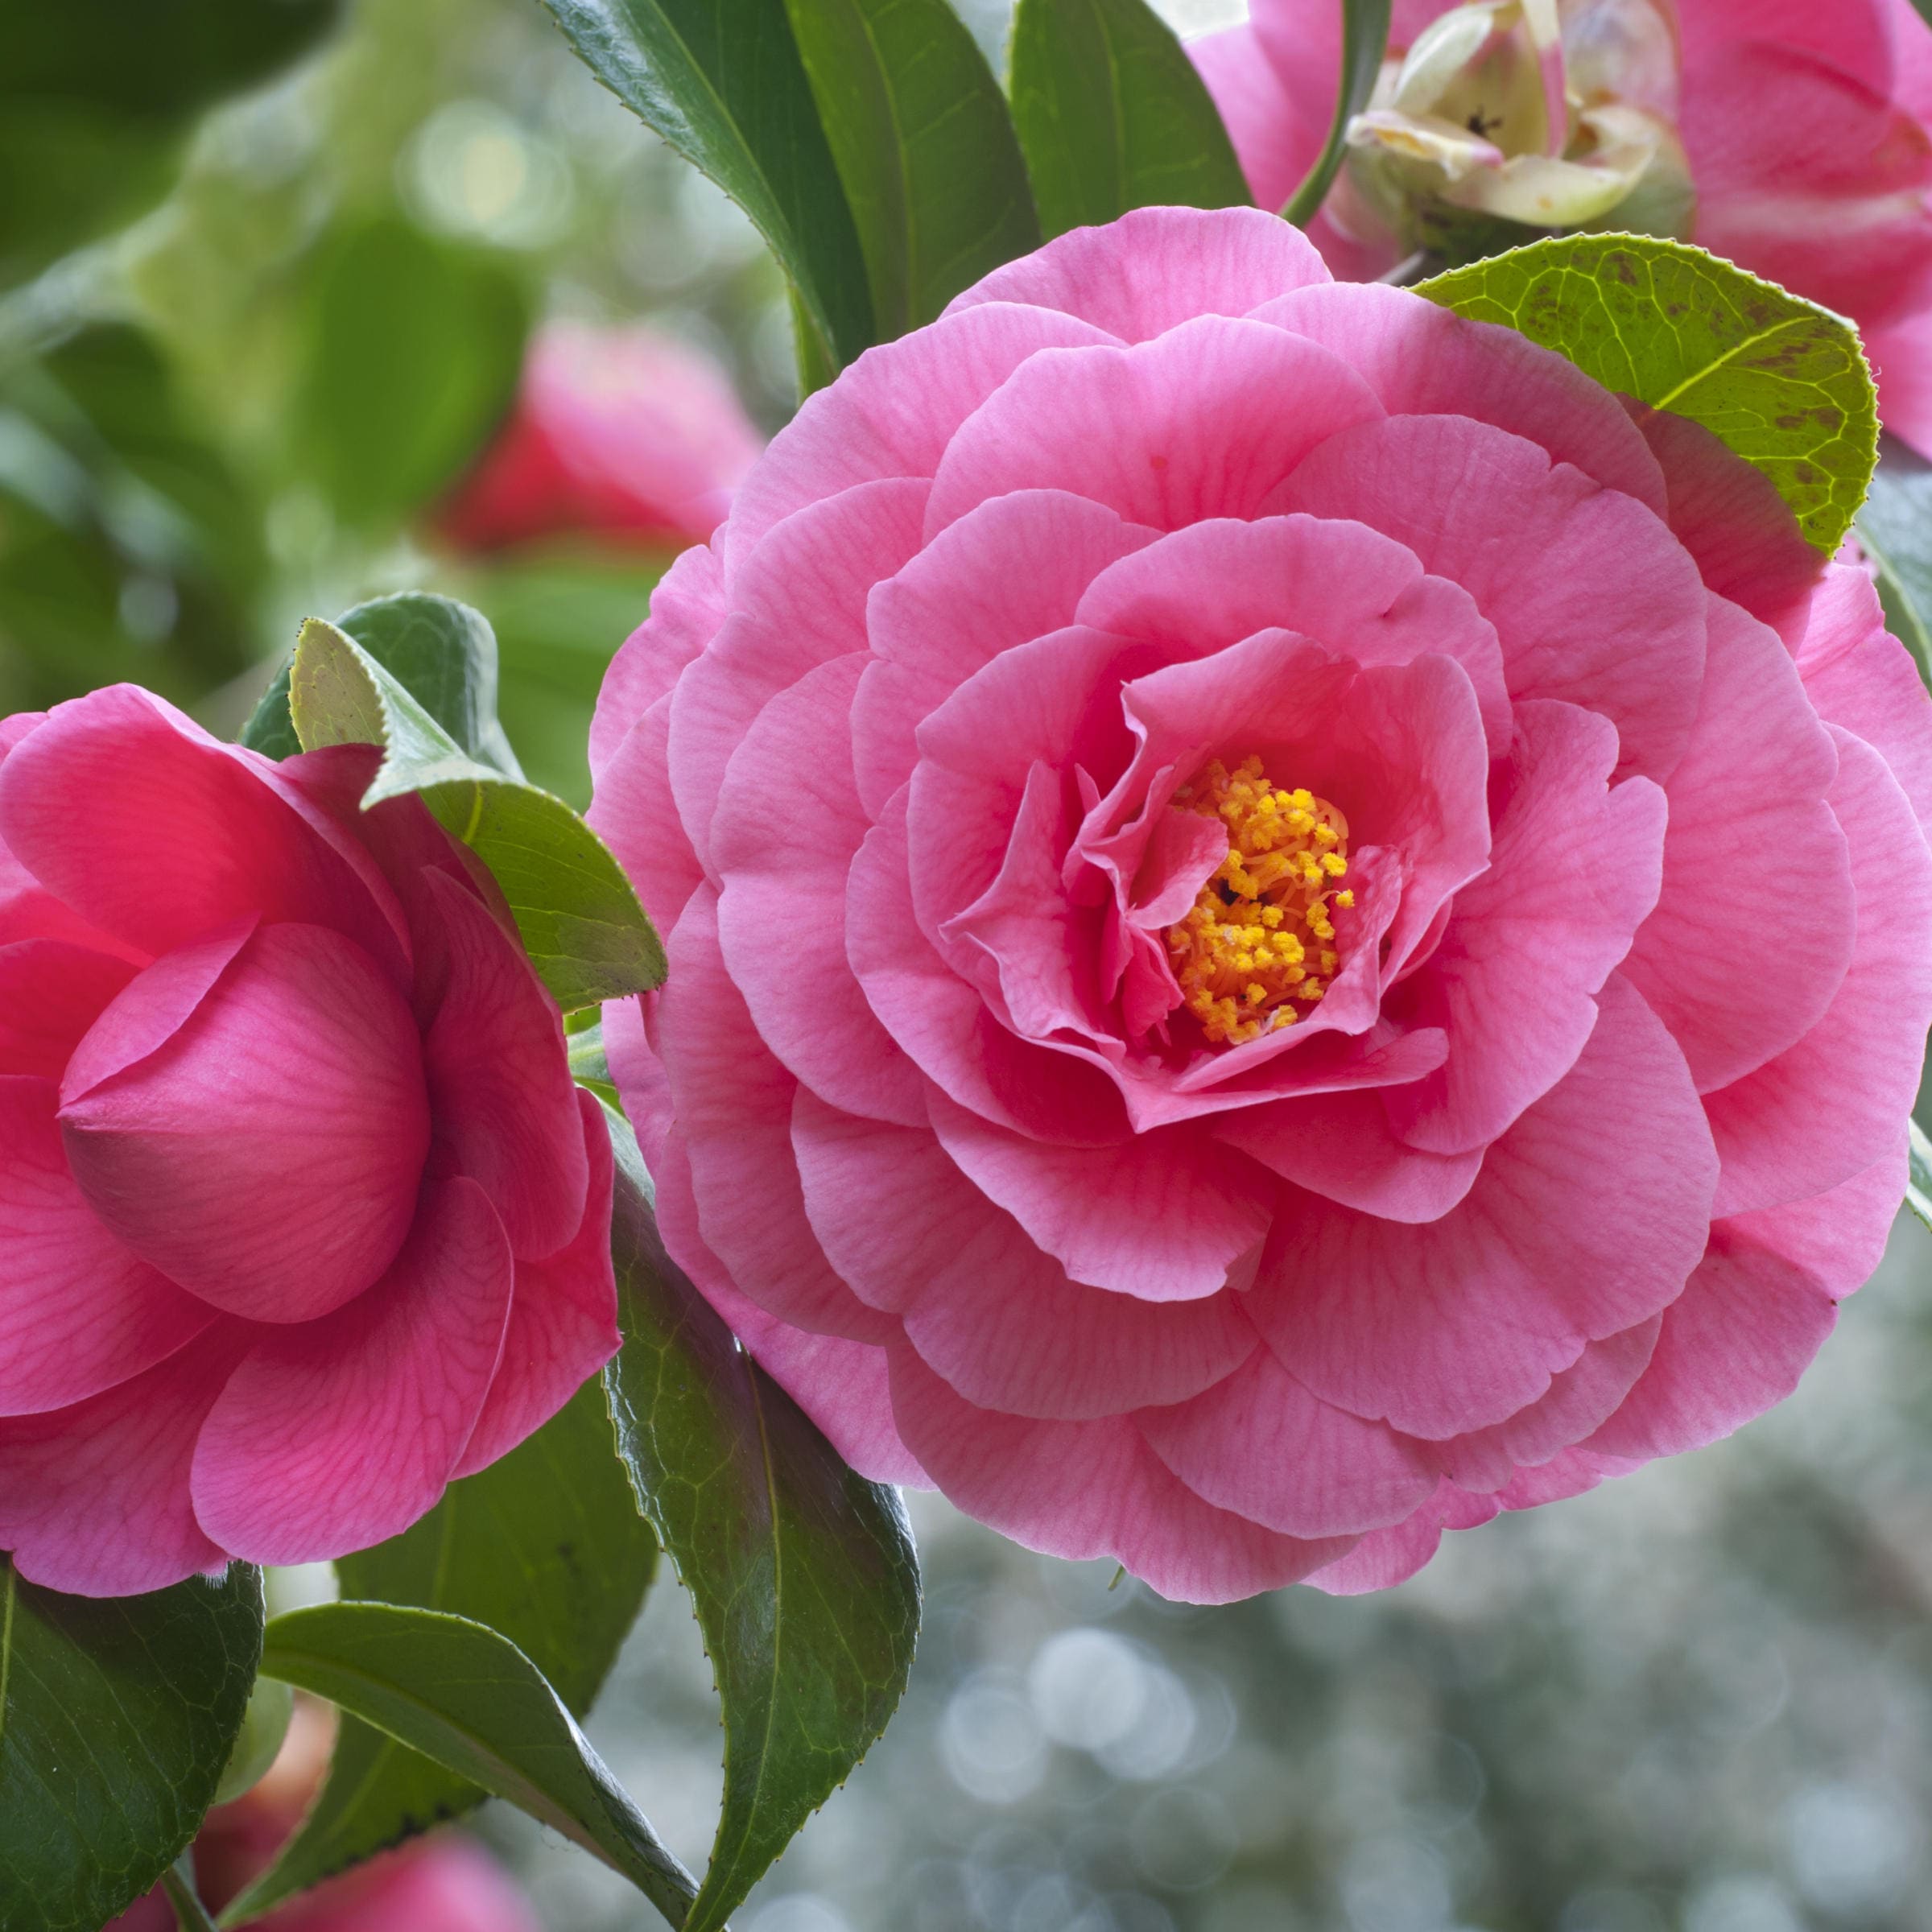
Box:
[1164,756,1354,1046]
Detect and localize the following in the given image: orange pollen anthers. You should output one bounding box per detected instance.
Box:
[1164,756,1355,1046]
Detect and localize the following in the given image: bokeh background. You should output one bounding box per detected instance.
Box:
[19,3,1932,1929]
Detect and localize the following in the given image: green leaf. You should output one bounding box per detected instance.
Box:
[1282,0,1391,226]
[568,1019,621,1108]
[0,0,343,289]
[284,612,665,1010]
[538,0,873,372]
[258,1601,696,1926]
[1856,444,1932,692]
[1415,233,1879,556]
[245,592,522,774]
[600,1104,920,1932]
[222,1380,656,1924]
[781,0,1038,336]
[1910,1120,1932,1235]
[0,1561,263,1932]
[294,216,530,529]
[1009,0,1250,239]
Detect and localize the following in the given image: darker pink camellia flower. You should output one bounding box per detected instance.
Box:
[1191,0,1932,454]
[0,688,618,1597]
[436,321,766,555]
[589,206,1932,1601]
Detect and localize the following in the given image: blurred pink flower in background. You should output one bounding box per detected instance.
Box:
[0,690,617,1597]
[108,1700,543,1932]
[1191,0,1932,452]
[437,321,766,555]
[590,206,1932,1603]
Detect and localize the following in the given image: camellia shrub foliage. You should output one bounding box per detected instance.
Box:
[9,1,1932,1926]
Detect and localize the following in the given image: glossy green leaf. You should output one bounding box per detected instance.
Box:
[222,1381,656,1923]
[295,216,530,529]
[0,1561,263,1932]
[1856,444,1932,692]
[0,0,343,288]
[538,0,873,372]
[782,0,1038,336]
[600,1104,921,1932]
[244,592,522,774]
[1282,0,1391,226]
[568,1018,621,1108]
[285,612,665,1009]
[1009,0,1250,238]
[1910,1120,1932,1234]
[1416,233,1878,555]
[259,1601,696,1926]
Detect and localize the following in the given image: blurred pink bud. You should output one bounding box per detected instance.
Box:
[438,321,766,555]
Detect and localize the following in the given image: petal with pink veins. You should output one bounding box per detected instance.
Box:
[888,1346,1351,1604]
[454,1090,620,1478]
[0,1075,217,1415]
[0,1324,251,1597]
[924,316,1383,538]
[192,1177,514,1566]
[1623,597,1854,1092]
[0,939,136,1078]
[1137,1349,1437,1538]
[942,204,1332,344]
[419,870,588,1261]
[60,923,431,1324]
[1251,974,1717,1439]
[1278,415,1708,782]
[1382,700,1667,1154]
[589,538,726,780]
[1704,729,1932,1215]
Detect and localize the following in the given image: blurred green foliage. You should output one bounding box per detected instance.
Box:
[0,0,791,803]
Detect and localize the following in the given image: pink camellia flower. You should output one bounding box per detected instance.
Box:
[0,689,618,1596]
[1190,0,1932,453]
[436,321,766,555]
[589,206,1932,1601]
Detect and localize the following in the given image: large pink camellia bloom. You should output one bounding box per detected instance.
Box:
[436,322,766,555]
[1191,0,1932,454]
[0,690,618,1596]
[589,207,1932,1601]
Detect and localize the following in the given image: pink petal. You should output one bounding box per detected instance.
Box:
[794,1092,1259,1418]
[1189,21,1324,214]
[1251,974,1717,1438]
[419,870,587,1261]
[656,890,894,1342]
[1137,1349,1436,1538]
[1622,597,1854,1092]
[1620,403,1820,646]
[1302,1481,1501,1597]
[1278,415,1708,782]
[0,939,136,1079]
[1796,563,1932,835]
[888,1346,1351,1604]
[1868,310,1932,458]
[588,538,727,779]
[1074,513,1512,751]
[0,1326,250,1597]
[853,489,1158,818]
[0,687,408,972]
[453,1090,620,1479]
[60,923,431,1324]
[925,316,1382,538]
[0,1075,217,1414]
[1382,700,1667,1154]
[653,1122,928,1485]
[192,1178,514,1566]
[1216,1086,1482,1222]
[1428,1318,1662,1492]
[715,653,927,1127]
[669,477,928,861]
[923,1088,1274,1302]
[942,204,1331,344]
[1255,284,1669,514]
[588,687,705,935]
[725,303,1113,573]
[1703,728,1932,1214]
